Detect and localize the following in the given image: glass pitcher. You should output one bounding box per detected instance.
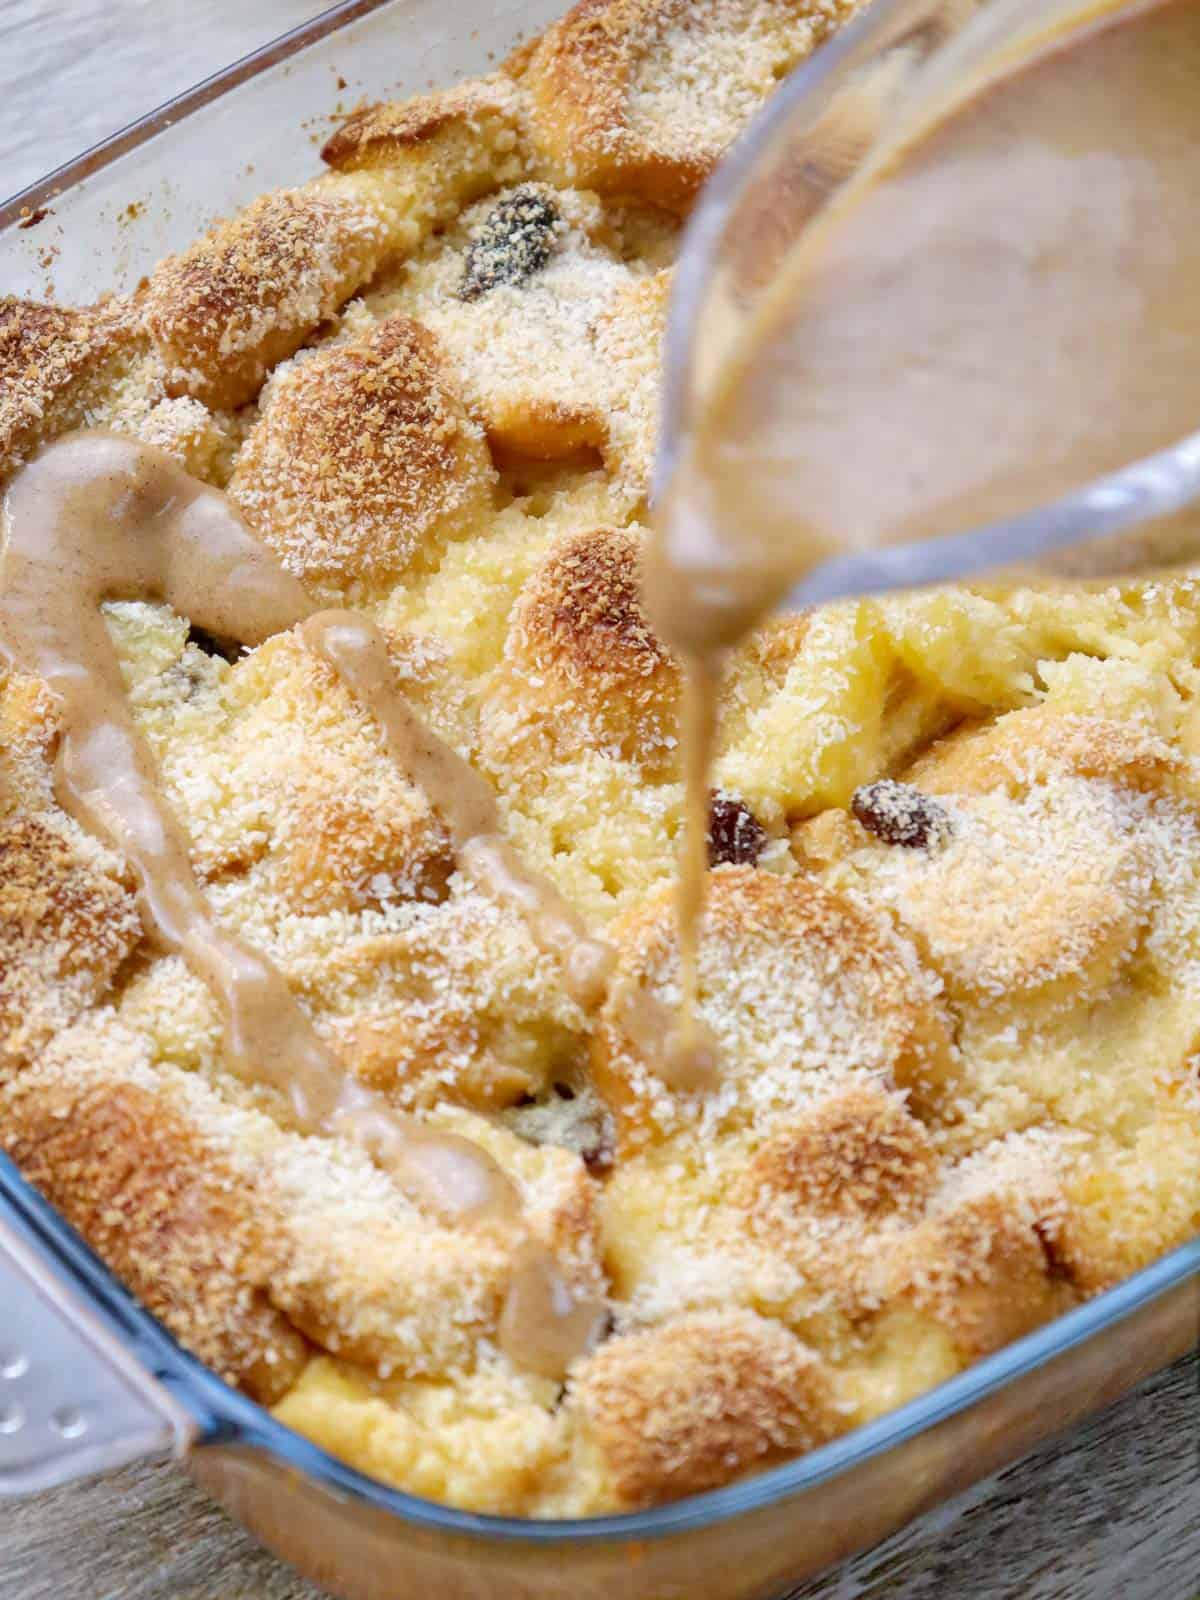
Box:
[654,0,1200,616]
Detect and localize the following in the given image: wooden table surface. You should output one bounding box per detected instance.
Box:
[2,4,1198,1597]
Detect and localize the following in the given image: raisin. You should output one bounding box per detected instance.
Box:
[581,1135,615,1177]
[507,1091,616,1178]
[1033,1217,1073,1283]
[458,186,561,301]
[707,793,767,867]
[186,624,240,663]
[851,779,951,849]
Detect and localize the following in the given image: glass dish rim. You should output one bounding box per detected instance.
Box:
[0,0,396,226]
[3,1149,1197,1544]
[1,0,1197,1547]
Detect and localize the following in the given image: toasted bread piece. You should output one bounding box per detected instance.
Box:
[0,815,142,1069]
[591,267,670,494]
[483,525,680,775]
[0,668,60,816]
[290,882,591,1115]
[573,1309,841,1506]
[0,295,242,486]
[229,316,495,595]
[799,709,1171,1014]
[862,783,1151,1009]
[375,182,652,468]
[146,76,532,413]
[322,74,528,200]
[0,1041,308,1401]
[274,790,455,917]
[593,865,957,1148]
[265,1102,605,1376]
[142,184,392,410]
[522,0,860,212]
[740,1079,940,1223]
[0,297,138,479]
[4,1013,603,1386]
[479,533,821,929]
[907,705,1182,800]
[868,1135,1075,1362]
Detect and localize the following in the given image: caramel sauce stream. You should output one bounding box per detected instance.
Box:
[0,431,607,1379]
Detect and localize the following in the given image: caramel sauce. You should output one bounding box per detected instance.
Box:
[645,0,1200,1049]
[300,610,613,1011]
[0,431,606,1378]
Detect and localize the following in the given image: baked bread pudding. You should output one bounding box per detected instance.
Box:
[3,0,1200,1518]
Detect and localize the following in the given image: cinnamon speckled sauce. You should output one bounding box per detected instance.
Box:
[0,430,608,1380]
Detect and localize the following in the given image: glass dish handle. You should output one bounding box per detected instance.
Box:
[0,1208,195,1497]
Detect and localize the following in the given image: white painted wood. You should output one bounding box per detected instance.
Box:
[1,6,1196,1597]
[0,0,324,201]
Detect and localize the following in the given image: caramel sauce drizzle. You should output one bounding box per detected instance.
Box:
[0,431,605,1379]
[299,611,614,1011]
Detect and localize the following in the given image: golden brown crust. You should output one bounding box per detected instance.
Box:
[0,1068,308,1401]
[276,791,455,916]
[878,1188,1074,1361]
[907,706,1181,799]
[896,792,1149,1010]
[318,79,533,304]
[0,668,60,815]
[517,526,666,681]
[574,1309,840,1505]
[333,1009,534,1110]
[322,76,525,170]
[0,297,136,480]
[594,865,957,1148]
[483,525,681,774]
[523,0,860,212]
[141,187,389,410]
[298,894,590,1116]
[740,1080,939,1222]
[0,816,142,1069]
[229,315,495,592]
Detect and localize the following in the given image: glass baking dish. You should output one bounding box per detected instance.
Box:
[1,4,1198,1597]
